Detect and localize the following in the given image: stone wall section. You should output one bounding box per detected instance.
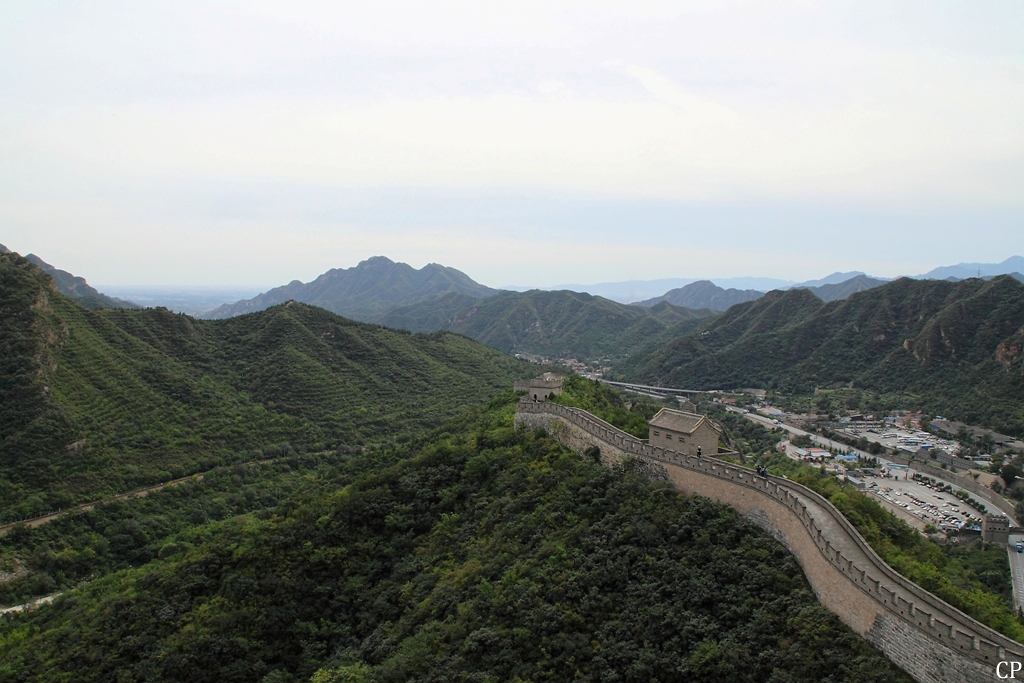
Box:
[514,399,1024,683]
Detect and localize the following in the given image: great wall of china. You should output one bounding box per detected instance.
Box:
[515,398,1024,683]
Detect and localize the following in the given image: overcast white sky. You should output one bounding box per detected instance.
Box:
[1,1,1022,288]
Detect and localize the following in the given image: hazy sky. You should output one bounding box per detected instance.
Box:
[2,1,1022,288]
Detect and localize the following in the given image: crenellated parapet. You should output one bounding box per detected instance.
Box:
[514,399,1023,683]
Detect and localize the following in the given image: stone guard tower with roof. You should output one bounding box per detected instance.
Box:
[648,407,722,456]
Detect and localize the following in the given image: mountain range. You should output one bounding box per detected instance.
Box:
[616,275,1024,436]
[501,258,1024,304]
[380,289,715,359]
[0,249,537,521]
[198,257,719,360]
[637,274,890,311]
[8,247,1023,373]
[501,276,796,303]
[203,256,494,321]
[502,274,868,304]
[919,256,1024,281]
[195,259,900,357]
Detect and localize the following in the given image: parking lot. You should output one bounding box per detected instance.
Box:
[863,470,985,532]
[840,425,965,460]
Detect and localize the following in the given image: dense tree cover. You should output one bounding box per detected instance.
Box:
[0,394,912,683]
[704,404,780,461]
[760,454,1023,640]
[549,375,663,438]
[615,276,1024,435]
[0,252,539,522]
[381,289,715,362]
[0,454,346,607]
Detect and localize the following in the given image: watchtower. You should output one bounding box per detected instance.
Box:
[514,373,564,401]
[648,408,722,456]
[982,514,1009,544]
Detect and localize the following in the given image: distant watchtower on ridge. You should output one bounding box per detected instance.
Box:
[514,373,564,401]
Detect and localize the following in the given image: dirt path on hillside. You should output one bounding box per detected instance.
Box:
[0,457,284,538]
[0,592,61,614]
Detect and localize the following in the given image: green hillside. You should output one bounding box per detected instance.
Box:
[380,289,716,360]
[0,393,910,683]
[616,276,1024,435]
[373,290,481,332]
[203,256,495,321]
[0,252,537,522]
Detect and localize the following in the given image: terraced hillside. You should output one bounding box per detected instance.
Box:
[617,276,1024,435]
[0,251,538,522]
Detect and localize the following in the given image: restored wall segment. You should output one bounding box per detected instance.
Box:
[515,400,1023,683]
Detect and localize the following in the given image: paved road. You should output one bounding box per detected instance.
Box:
[1009,533,1024,615]
[734,408,874,457]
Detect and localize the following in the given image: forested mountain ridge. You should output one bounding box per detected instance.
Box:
[0,392,912,683]
[202,261,718,362]
[379,289,716,360]
[0,251,538,522]
[20,252,139,309]
[616,276,1024,435]
[202,256,496,321]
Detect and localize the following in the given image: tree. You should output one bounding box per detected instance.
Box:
[1001,462,1022,488]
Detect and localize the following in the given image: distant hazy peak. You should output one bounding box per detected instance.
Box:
[792,273,888,302]
[0,243,8,253]
[201,256,496,321]
[791,271,867,288]
[358,255,396,268]
[638,279,764,311]
[918,256,1024,280]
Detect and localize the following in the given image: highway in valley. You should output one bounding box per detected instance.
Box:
[1010,533,1024,615]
